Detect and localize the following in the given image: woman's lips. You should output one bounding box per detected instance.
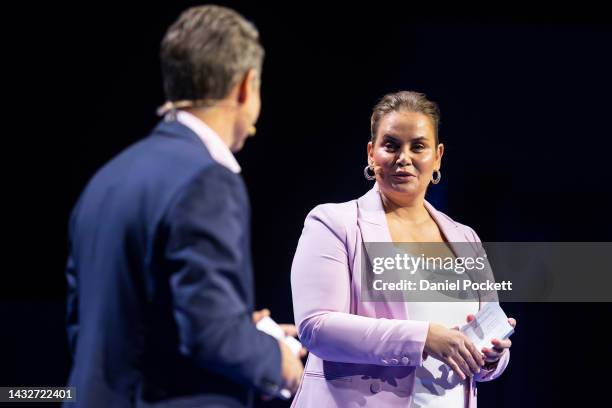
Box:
[391,172,416,182]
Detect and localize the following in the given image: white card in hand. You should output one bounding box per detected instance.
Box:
[256,316,286,340]
[256,316,303,356]
[460,302,514,351]
[256,316,303,400]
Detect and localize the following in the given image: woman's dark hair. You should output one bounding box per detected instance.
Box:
[370,91,441,145]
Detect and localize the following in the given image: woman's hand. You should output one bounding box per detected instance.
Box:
[466,314,517,365]
[424,323,485,380]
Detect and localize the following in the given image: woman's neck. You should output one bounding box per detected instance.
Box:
[380,191,430,225]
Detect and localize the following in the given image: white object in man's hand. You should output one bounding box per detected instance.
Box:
[256,316,303,356]
[256,315,304,399]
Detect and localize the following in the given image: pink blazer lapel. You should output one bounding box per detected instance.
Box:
[355,184,479,319]
[356,184,465,243]
[424,200,490,304]
[356,184,392,242]
[356,185,409,319]
[423,200,465,242]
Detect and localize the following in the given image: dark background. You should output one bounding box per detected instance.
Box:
[4,1,612,407]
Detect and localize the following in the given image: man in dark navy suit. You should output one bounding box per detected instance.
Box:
[64,6,303,407]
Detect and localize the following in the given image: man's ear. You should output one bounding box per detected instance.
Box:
[237,68,257,105]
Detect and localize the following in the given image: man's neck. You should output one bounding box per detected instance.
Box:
[185,106,236,149]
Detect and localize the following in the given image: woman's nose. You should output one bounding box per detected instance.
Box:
[397,149,412,166]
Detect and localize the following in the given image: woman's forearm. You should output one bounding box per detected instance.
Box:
[298,311,429,367]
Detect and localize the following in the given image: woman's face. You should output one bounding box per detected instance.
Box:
[368,110,444,202]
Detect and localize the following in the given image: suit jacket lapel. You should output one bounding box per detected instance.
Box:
[356,185,479,318]
[357,184,463,243]
[357,184,392,242]
[356,184,408,319]
[424,200,463,242]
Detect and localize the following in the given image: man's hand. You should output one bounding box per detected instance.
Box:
[253,309,308,358]
[278,339,304,395]
[253,309,304,400]
[252,308,271,324]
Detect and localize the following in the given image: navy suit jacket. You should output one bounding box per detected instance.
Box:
[64,119,282,408]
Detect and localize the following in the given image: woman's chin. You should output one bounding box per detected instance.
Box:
[383,182,421,197]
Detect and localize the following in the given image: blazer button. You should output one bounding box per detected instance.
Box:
[401,356,410,365]
[390,358,399,365]
[370,382,382,394]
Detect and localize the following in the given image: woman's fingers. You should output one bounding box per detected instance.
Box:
[446,356,466,381]
[482,347,504,362]
[453,351,474,379]
[464,339,485,367]
[458,345,481,375]
[491,338,511,350]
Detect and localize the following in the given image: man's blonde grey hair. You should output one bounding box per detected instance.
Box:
[160,5,264,102]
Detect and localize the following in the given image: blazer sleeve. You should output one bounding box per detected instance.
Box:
[291,204,429,367]
[464,225,511,382]
[474,348,510,382]
[163,165,282,394]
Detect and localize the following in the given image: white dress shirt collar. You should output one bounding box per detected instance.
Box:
[174,110,241,174]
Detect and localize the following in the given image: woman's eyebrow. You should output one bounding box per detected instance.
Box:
[382,133,401,142]
[410,136,428,142]
[382,134,429,142]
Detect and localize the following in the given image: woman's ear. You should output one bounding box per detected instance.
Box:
[435,142,445,169]
[367,141,374,165]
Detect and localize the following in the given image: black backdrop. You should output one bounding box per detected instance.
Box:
[4,2,612,407]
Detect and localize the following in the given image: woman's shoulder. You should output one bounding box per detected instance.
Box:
[305,199,358,227]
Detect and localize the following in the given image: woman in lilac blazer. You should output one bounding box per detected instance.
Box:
[290,91,516,407]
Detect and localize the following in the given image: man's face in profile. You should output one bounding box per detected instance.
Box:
[231,72,261,152]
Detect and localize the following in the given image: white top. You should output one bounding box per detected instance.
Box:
[407,266,479,408]
[174,110,241,174]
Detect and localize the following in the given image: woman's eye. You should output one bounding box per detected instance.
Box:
[413,144,425,151]
[384,143,397,150]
